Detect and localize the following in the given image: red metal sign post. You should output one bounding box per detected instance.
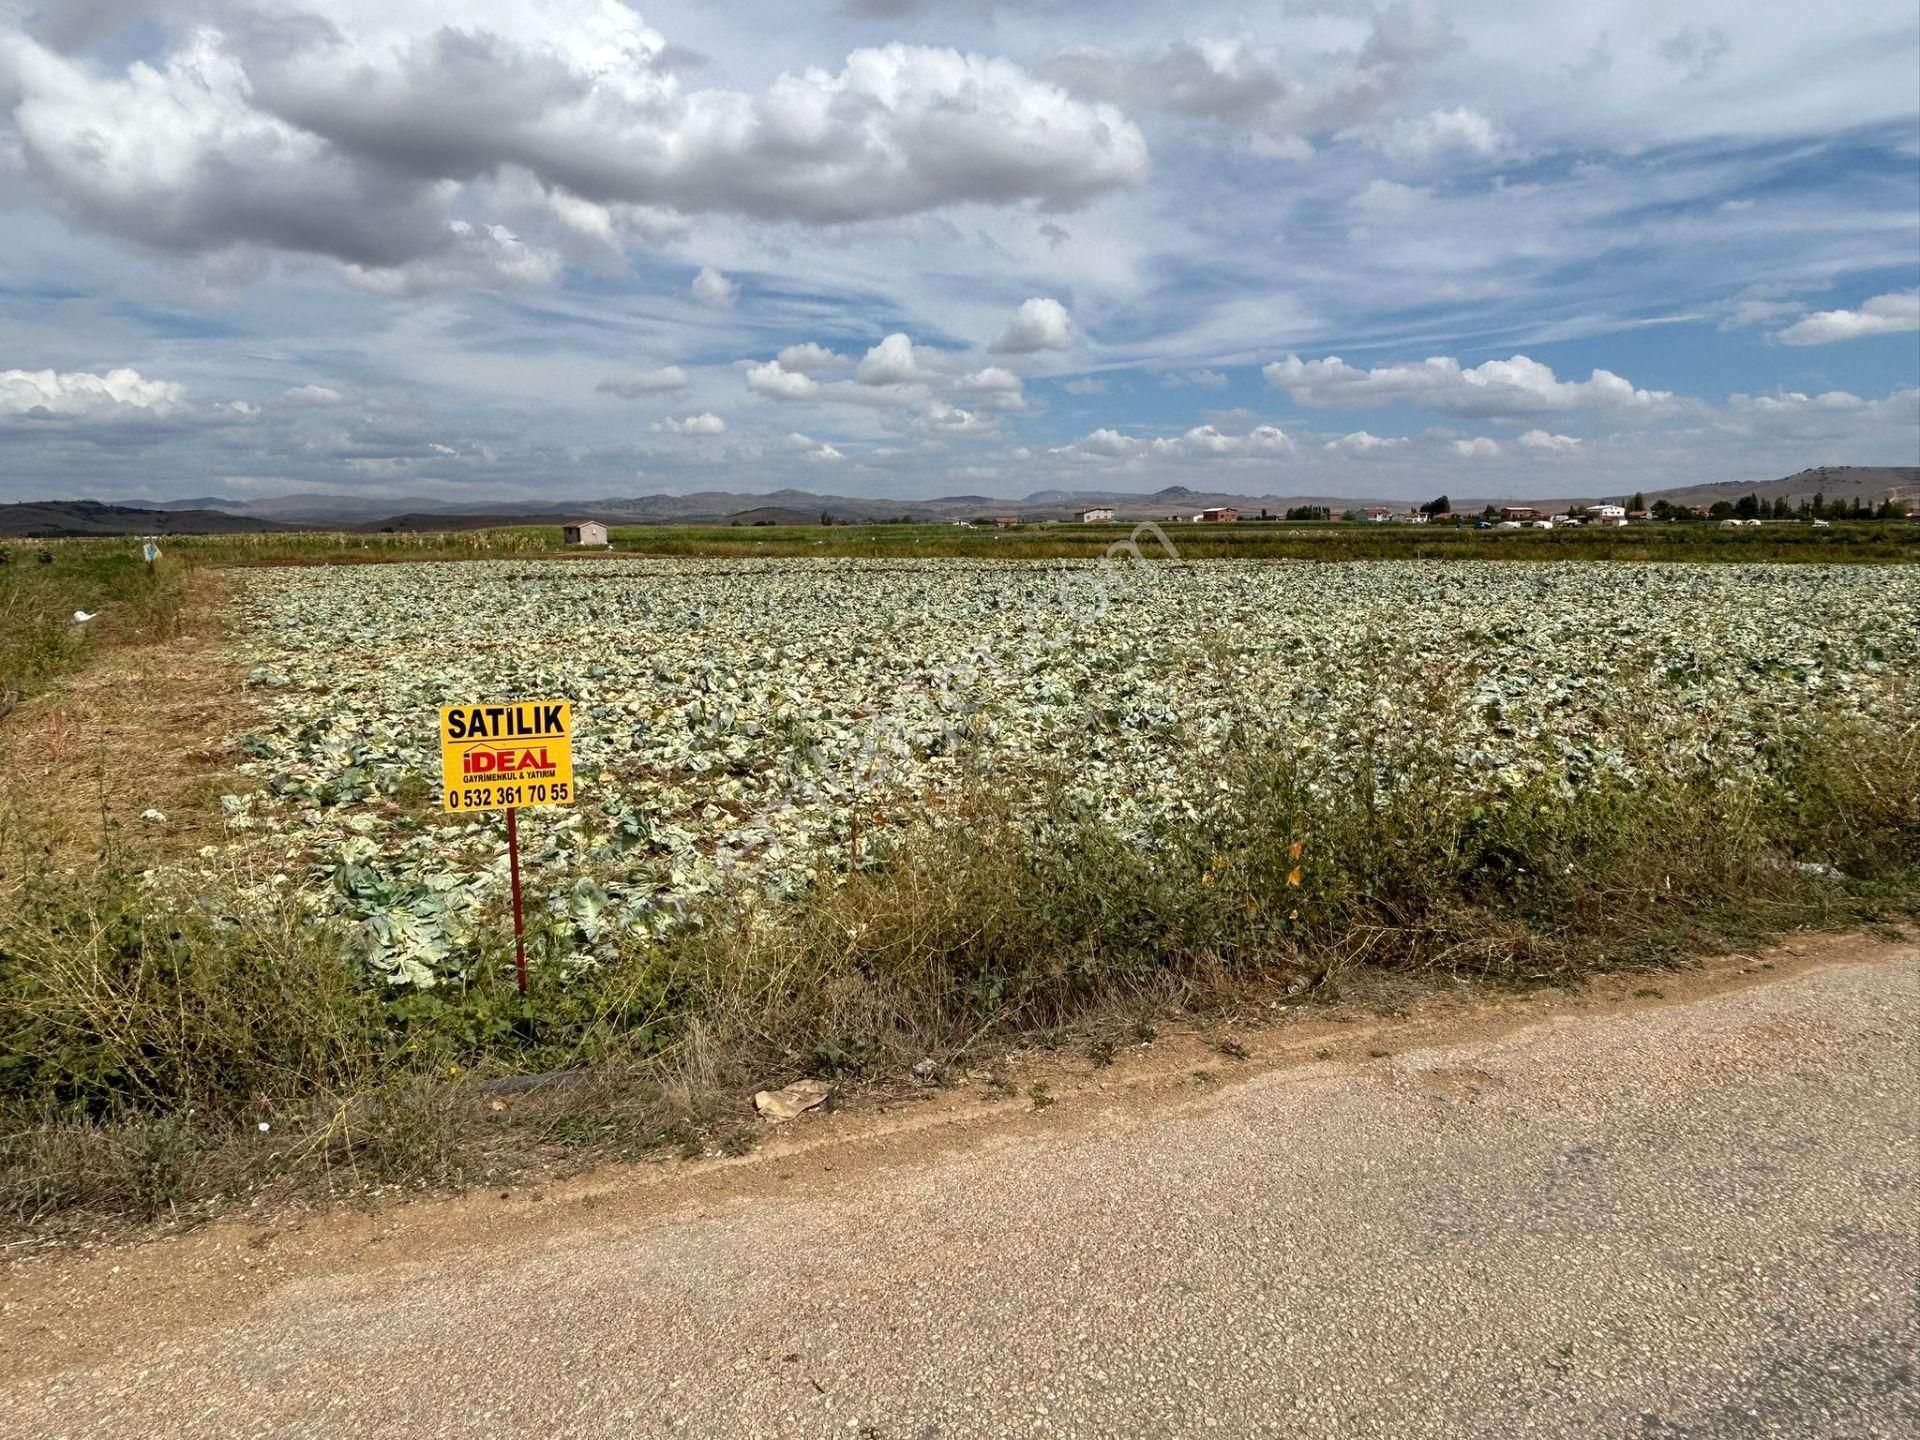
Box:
[506,805,529,996]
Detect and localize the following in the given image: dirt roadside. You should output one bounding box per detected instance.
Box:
[0,926,1904,1386]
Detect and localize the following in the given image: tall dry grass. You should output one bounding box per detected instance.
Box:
[4,688,1915,1230]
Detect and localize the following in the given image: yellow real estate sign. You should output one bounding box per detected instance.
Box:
[438,700,575,812]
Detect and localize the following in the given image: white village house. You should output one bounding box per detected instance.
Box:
[563,520,610,547]
[1588,503,1627,527]
[1076,506,1117,523]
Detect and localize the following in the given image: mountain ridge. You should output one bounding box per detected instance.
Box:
[12,465,1913,537]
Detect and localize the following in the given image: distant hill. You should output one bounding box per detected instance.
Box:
[1610,466,1918,511]
[16,465,1916,537]
[367,512,582,532]
[224,492,460,525]
[0,501,293,538]
[722,506,830,527]
[140,495,248,512]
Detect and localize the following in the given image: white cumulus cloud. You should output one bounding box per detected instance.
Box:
[651,412,726,435]
[956,366,1026,410]
[1056,426,1136,458]
[1180,423,1292,456]
[787,432,845,460]
[1774,290,1920,345]
[1053,423,1291,461]
[597,366,689,398]
[3,19,1148,282]
[0,367,187,420]
[856,333,924,385]
[1728,389,1866,413]
[918,401,990,434]
[775,343,848,374]
[691,265,739,309]
[1264,353,1677,419]
[1323,430,1408,454]
[1040,12,1456,143]
[1451,436,1502,457]
[1376,107,1506,161]
[281,384,344,405]
[745,361,821,400]
[992,297,1073,353]
[1517,429,1582,452]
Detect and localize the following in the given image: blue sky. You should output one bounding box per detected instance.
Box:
[0,0,1915,504]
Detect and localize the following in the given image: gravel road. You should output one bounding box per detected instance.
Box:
[4,946,1916,1439]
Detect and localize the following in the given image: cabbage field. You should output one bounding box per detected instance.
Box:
[224,558,1920,987]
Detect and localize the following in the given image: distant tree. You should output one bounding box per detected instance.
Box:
[1286,505,1330,521]
[1630,491,1646,511]
[1482,504,1499,520]
[1710,500,1736,518]
[1421,494,1451,516]
[1734,492,1761,519]
[820,511,834,526]
[1811,491,1827,518]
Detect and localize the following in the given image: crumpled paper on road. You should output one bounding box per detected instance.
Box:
[753,1079,830,1122]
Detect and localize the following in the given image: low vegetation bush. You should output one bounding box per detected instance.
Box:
[1764,704,1920,875]
[3,692,1914,1228]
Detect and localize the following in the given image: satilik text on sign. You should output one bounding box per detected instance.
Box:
[439,700,574,812]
